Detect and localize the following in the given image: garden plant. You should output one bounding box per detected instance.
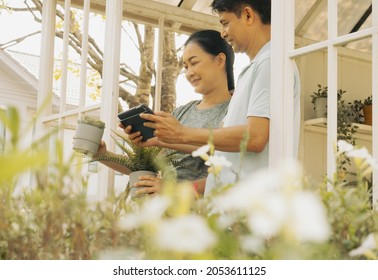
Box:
[1,107,378,260]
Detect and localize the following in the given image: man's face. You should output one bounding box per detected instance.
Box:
[218,11,246,54]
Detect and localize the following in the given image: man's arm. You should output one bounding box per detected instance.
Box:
[141,112,269,153]
[121,123,205,153]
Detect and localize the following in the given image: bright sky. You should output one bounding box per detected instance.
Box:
[0,1,247,107]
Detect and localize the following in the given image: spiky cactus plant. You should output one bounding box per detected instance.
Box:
[92,130,179,173]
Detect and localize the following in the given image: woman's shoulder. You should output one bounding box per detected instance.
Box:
[173,100,200,118]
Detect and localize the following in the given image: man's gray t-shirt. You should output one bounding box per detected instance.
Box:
[205,41,300,196]
[170,100,229,181]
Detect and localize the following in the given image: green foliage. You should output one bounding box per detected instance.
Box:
[92,129,180,174]
[320,181,377,258]
[350,99,364,123]
[1,107,378,260]
[364,95,372,106]
[337,98,358,145]
[311,85,362,171]
[0,106,126,259]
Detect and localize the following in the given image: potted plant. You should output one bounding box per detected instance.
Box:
[310,84,347,119]
[311,84,328,118]
[73,114,105,158]
[350,95,372,125]
[311,85,359,172]
[350,99,364,124]
[362,95,372,125]
[92,130,179,200]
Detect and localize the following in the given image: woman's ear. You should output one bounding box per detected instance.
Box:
[216,53,226,68]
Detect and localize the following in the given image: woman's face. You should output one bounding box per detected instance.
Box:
[183,42,224,94]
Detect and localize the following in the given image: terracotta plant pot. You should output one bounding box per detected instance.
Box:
[73,123,105,157]
[363,105,372,125]
[128,170,157,200]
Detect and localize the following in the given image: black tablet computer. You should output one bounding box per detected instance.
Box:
[118,104,155,141]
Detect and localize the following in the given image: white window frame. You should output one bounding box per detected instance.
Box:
[271,0,377,207]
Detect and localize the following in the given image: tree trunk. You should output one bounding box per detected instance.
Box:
[160,30,181,113]
[129,25,155,107]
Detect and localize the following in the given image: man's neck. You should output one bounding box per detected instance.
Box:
[247,25,271,60]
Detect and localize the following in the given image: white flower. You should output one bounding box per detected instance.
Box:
[216,212,238,229]
[365,156,378,170]
[155,215,217,253]
[349,233,378,257]
[212,164,330,243]
[118,196,170,230]
[337,140,354,153]
[246,194,287,237]
[211,168,281,213]
[248,213,281,237]
[191,144,210,158]
[346,147,370,160]
[289,192,330,242]
[240,236,264,254]
[205,155,232,168]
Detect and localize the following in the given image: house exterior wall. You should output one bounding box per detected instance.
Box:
[0,63,37,114]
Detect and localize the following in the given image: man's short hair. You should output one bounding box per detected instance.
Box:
[211,0,271,24]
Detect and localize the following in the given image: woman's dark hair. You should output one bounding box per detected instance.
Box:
[185,29,235,91]
[211,0,271,24]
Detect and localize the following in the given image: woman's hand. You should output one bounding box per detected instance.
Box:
[96,140,107,156]
[133,175,162,196]
[118,122,160,147]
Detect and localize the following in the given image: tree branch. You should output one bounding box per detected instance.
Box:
[0,31,41,50]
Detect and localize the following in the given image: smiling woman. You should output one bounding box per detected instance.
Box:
[0,0,247,201]
[100,29,236,196]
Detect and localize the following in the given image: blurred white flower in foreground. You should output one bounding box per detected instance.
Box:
[118,196,170,230]
[247,194,287,237]
[205,155,232,168]
[337,140,378,175]
[211,159,330,242]
[155,215,217,253]
[347,147,378,173]
[211,168,281,213]
[349,233,378,257]
[337,140,354,153]
[191,144,210,158]
[240,236,264,254]
[347,147,370,159]
[290,192,330,242]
